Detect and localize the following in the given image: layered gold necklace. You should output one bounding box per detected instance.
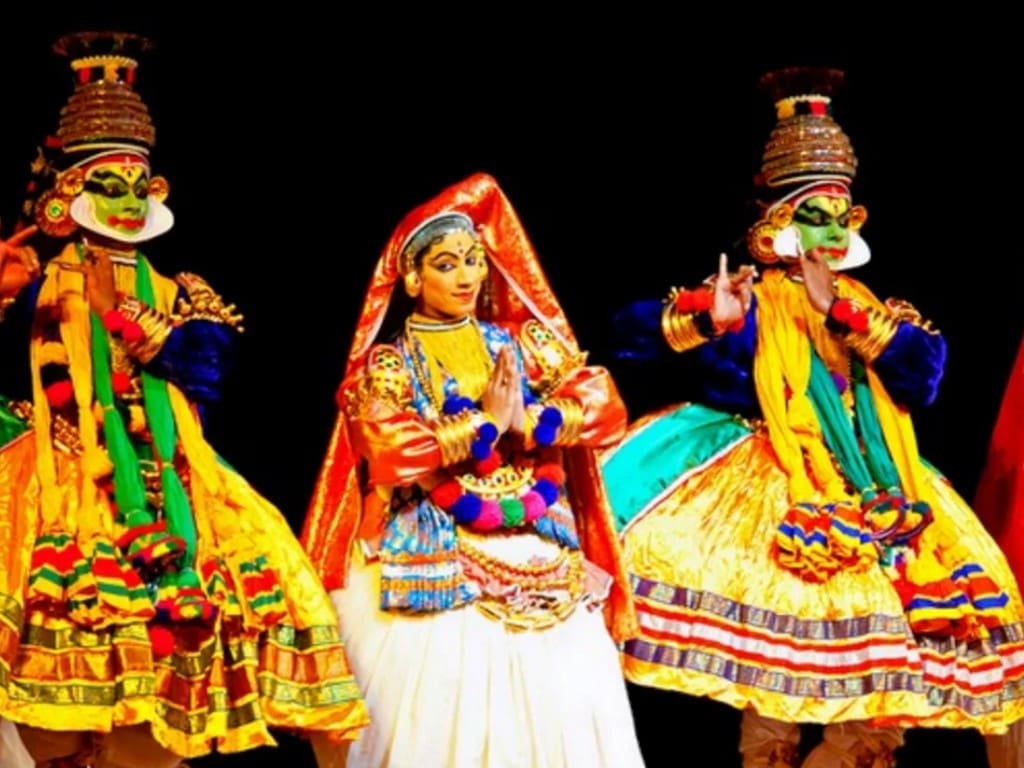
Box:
[404,313,495,412]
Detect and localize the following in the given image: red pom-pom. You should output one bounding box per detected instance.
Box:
[691,289,713,313]
[102,309,126,334]
[430,480,464,510]
[533,463,566,486]
[674,290,694,314]
[847,309,870,333]
[830,298,854,323]
[474,451,502,476]
[45,380,75,408]
[111,371,133,396]
[148,624,175,657]
[120,320,144,343]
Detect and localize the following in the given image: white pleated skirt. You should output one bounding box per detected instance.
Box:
[0,719,33,768]
[320,545,645,768]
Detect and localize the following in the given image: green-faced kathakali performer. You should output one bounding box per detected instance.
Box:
[606,67,1024,767]
[0,31,367,768]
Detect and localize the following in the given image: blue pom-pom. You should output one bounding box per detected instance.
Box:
[450,494,482,524]
[471,438,493,461]
[533,478,559,505]
[477,421,499,444]
[539,406,563,428]
[534,423,557,447]
[443,395,475,415]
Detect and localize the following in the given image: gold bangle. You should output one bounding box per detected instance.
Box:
[433,410,477,466]
[661,303,708,353]
[549,397,585,446]
[846,307,899,363]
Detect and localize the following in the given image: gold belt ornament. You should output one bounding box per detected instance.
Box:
[458,534,585,632]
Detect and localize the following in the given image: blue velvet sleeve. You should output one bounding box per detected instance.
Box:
[872,322,947,408]
[612,294,760,416]
[611,298,667,363]
[696,294,761,417]
[696,294,759,415]
[144,287,238,406]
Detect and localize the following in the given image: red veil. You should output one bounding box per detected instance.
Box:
[300,173,637,642]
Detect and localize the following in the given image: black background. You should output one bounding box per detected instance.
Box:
[2,10,1021,767]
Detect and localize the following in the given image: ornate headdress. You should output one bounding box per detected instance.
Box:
[758,67,857,189]
[399,212,477,275]
[746,67,869,270]
[30,31,172,243]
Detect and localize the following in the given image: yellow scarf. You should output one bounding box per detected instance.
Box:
[30,244,227,537]
[753,270,963,582]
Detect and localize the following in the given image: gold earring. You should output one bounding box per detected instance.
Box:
[56,167,85,198]
[403,272,421,298]
[148,176,170,203]
[746,202,793,264]
[848,205,867,232]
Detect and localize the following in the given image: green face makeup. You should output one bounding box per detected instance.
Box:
[793,194,851,266]
[82,163,150,236]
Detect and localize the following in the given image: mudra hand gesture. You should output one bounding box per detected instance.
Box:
[796,241,836,314]
[0,225,41,296]
[482,345,525,435]
[709,253,757,334]
[57,244,118,316]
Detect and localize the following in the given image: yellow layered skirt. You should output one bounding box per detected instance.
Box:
[0,431,369,759]
[610,406,1024,735]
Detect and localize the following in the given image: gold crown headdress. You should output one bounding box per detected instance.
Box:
[52,31,156,153]
[757,67,857,189]
[32,32,170,239]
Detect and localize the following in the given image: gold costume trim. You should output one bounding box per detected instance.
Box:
[518,318,587,398]
[348,345,413,417]
[173,272,245,331]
